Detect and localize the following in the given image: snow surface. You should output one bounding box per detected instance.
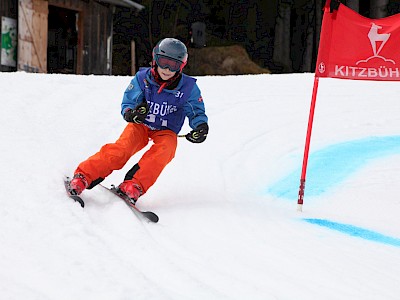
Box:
[1,72,400,300]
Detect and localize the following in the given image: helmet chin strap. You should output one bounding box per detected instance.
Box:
[151,67,181,93]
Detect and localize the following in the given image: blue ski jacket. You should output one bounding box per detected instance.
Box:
[121,67,208,134]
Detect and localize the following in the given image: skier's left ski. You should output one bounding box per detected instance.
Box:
[64,176,85,207]
[99,184,159,223]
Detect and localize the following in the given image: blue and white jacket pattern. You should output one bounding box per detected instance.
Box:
[121,67,208,134]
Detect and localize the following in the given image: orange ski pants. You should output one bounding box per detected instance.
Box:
[74,123,177,194]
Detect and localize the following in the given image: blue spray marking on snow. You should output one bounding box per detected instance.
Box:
[304,218,400,247]
[268,136,400,199]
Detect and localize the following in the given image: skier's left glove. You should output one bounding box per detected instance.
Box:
[124,101,149,124]
[186,123,209,143]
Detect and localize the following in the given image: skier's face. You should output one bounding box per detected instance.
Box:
[157,66,176,80]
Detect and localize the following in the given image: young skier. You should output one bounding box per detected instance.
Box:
[68,37,208,202]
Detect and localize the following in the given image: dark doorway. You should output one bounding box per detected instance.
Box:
[47,5,78,74]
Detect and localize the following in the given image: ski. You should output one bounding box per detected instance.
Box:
[64,176,85,207]
[63,176,158,222]
[99,184,159,223]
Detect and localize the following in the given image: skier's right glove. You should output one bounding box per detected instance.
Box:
[124,101,149,124]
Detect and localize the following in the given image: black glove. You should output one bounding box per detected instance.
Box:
[186,123,209,143]
[330,0,340,13]
[124,101,149,124]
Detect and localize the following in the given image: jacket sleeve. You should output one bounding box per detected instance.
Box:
[183,83,208,129]
[121,75,145,117]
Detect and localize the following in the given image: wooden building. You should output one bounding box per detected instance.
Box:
[0,0,143,74]
[0,1,18,72]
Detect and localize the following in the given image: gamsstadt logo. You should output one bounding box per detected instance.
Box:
[334,22,399,79]
[356,23,395,65]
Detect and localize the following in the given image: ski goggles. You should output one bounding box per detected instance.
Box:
[155,55,184,72]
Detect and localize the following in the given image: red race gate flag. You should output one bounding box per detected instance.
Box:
[316,1,400,81]
[298,0,400,211]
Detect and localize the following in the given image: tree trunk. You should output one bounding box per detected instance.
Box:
[273,1,292,72]
[301,1,315,72]
[173,4,180,37]
[315,0,322,51]
[370,0,389,18]
[148,1,153,46]
[346,0,359,12]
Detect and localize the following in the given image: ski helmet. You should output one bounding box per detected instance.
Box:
[152,38,188,73]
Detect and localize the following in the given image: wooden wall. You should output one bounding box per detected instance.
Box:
[0,1,18,18]
[81,1,113,74]
[18,0,48,73]
[0,1,18,71]
[48,0,113,74]
[1,0,113,74]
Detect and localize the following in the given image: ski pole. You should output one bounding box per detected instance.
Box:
[177,134,187,138]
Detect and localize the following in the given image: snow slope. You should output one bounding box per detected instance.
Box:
[1,72,399,300]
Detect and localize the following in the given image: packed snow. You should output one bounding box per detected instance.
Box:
[1,71,399,300]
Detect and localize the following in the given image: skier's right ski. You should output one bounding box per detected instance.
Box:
[64,176,85,207]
